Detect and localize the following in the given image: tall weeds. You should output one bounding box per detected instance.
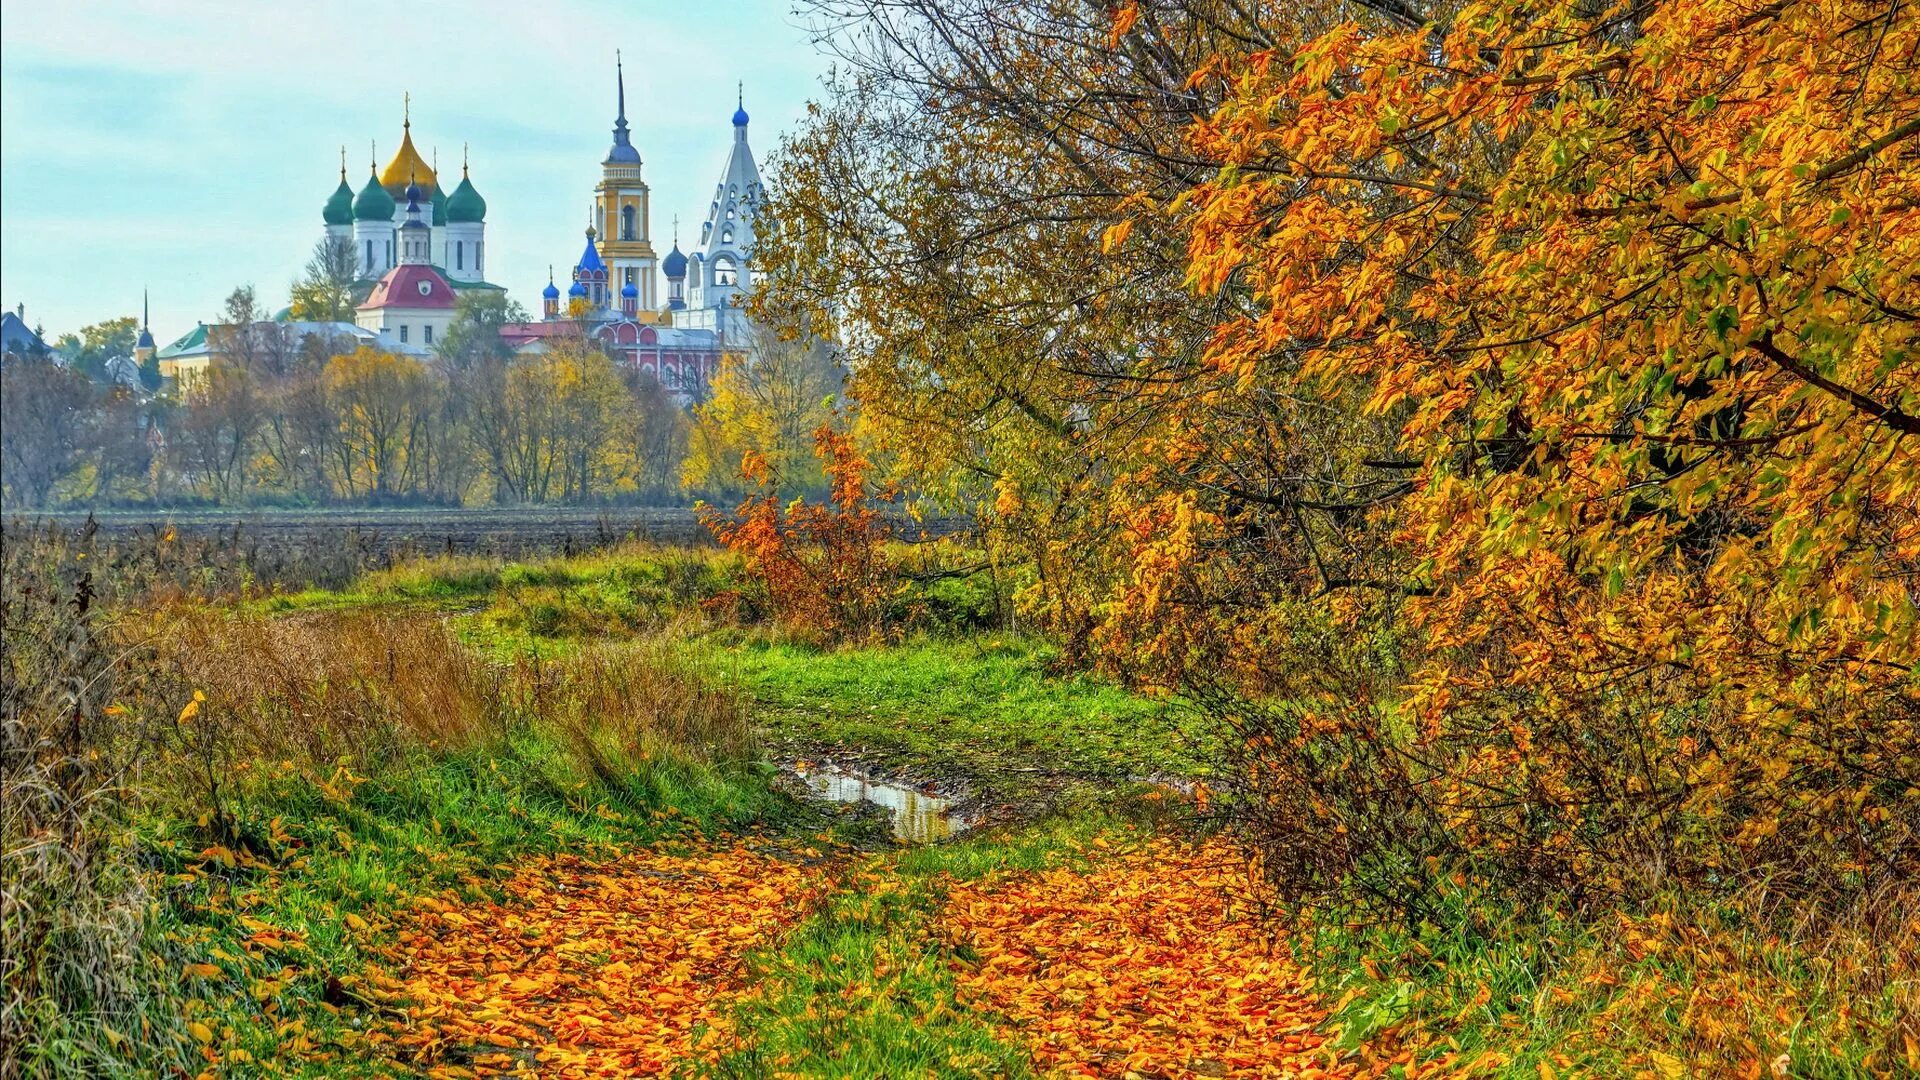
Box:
[1,523,164,1079]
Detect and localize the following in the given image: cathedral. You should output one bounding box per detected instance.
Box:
[318,61,762,393]
[500,57,763,400]
[318,98,505,354]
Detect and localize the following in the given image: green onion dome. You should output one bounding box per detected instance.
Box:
[353,170,396,222]
[323,175,355,226]
[431,184,448,227]
[446,169,486,224]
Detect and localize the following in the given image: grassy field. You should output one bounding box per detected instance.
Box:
[5,532,1909,1078]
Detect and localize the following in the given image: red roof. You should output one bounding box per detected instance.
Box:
[359,264,456,311]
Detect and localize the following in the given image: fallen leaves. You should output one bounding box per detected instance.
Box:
[942,840,1350,1079]
[370,844,832,1077]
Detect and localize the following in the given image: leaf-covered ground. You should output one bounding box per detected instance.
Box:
[943,839,1348,1079]
[363,829,1353,1078]
[369,845,836,1077]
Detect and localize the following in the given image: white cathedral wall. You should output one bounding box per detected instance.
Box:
[352,220,394,278]
[446,223,485,283]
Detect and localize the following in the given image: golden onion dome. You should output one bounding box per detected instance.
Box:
[379,122,438,196]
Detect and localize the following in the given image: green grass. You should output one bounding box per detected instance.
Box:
[704,635,1209,797]
[252,544,738,624]
[705,814,1135,1079]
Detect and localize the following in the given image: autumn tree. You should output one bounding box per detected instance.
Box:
[684,321,844,498]
[625,368,690,503]
[1125,0,1920,907]
[0,358,97,507]
[324,347,433,500]
[468,340,635,503]
[762,0,1298,655]
[169,361,262,504]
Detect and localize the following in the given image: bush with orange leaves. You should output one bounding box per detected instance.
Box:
[700,426,897,644]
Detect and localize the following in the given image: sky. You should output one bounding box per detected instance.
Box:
[0,0,830,345]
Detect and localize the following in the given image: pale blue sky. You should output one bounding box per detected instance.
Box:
[0,0,827,344]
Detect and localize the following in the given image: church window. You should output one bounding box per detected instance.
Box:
[424,325,434,345]
[621,205,635,241]
[727,208,735,221]
[477,241,484,272]
[456,241,464,270]
[713,257,737,287]
[387,240,394,265]
[365,240,374,268]
[399,325,409,343]
[722,228,733,244]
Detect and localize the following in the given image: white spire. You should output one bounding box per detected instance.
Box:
[690,94,762,312]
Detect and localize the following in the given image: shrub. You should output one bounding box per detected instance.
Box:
[702,427,897,643]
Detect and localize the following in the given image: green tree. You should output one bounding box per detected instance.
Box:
[288,237,359,323]
[51,317,139,383]
[436,292,527,372]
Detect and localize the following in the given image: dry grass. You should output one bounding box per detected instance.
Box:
[2,523,164,1079]
[160,607,756,805]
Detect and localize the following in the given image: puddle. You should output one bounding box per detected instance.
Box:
[790,763,970,843]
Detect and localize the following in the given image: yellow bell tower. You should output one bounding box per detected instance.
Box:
[596,53,659,318]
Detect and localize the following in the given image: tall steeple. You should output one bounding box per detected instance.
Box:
[135,290,156,355]
[605,51,641,165]
[592,50,656,313]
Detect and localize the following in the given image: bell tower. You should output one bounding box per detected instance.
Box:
[594,52,659,317]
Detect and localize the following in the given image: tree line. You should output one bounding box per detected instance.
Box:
[1,273,844,509]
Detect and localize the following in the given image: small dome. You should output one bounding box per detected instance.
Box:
[404,179,423,205]
[661,243,688,279]
[354,172,396,221]
[732,104,749,127]
[323,176,355,225]
[621,281,638,298]
[542,280,561,300]
[568,280,588,298]
[447,173,486,223]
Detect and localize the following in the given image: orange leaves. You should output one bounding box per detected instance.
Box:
[702,425,896,642]
[370,845,831,1077]
[1154,0,1920,911]
[943,840,1350,1078]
